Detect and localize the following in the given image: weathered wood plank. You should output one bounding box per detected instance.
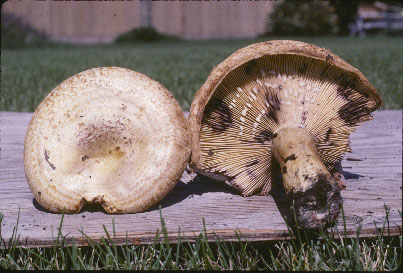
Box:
[0,111,401,247]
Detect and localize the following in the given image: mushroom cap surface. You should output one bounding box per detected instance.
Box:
[24,67,191,213]
[188,40,382,196]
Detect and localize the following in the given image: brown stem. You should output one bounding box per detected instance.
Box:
[272,127,341,229]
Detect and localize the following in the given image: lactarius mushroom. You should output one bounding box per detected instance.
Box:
[188,40,382,229]
[24,67,190,213]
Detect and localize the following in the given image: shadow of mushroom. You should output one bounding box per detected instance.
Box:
[32,167,364,217]
[32,175,241,214]
[146,175,241,212]
[341,170,364,180]
[269,178,293,224]
[32,198,56,214]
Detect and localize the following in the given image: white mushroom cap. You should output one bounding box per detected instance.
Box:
[24,67,190,213]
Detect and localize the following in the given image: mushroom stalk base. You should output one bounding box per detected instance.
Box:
[272,127,341,229]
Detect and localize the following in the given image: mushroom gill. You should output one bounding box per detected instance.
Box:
[24,67,191,214]
[189,40,382,229]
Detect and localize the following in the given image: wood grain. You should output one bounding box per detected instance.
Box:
[0,111,401,247]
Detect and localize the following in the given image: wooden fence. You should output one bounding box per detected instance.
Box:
[2,0,277,43]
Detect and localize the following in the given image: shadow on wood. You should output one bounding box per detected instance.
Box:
[30,166,373,225]
[342,170,364,180]
[147,175,241,213]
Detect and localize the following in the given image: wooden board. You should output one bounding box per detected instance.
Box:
[0,111,401,247]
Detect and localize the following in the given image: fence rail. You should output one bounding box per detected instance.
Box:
[350,12,403,36]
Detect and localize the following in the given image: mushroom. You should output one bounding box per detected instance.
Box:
[188,40,382,229]
[24,67,191,213]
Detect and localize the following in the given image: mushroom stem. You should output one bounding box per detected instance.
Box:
[272,127,342,229]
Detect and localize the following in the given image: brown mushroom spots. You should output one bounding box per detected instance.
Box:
[24,67,191,214]
[188,40,382,229]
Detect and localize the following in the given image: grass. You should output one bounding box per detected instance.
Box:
[1,36,402,112]
[1,205,401,270]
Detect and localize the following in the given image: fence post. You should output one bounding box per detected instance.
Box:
[140,0,152,27]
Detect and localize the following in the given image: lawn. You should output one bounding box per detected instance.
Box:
[1,36,402,112]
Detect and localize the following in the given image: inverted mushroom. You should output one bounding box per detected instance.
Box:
[24,67,191,213]
[188,40,382,229]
